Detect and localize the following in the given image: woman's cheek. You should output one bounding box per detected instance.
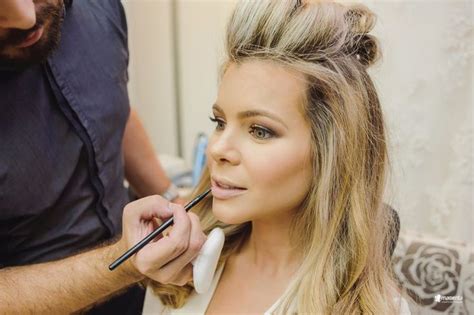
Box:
[247,143,311,208]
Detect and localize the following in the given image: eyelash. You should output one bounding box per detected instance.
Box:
[209,116,225,130]
[208,116,276,140]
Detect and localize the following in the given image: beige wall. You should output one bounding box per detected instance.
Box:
[123,0,236,163]
[175,0,237,163]
[123,0,179,156]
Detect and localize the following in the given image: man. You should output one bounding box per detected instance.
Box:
[0,0,202,313]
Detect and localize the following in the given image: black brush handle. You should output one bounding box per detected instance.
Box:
[109,188,211,271]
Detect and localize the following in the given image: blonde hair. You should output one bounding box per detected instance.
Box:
[151,0,402,313]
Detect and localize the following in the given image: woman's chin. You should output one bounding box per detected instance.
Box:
[212,205,248,225]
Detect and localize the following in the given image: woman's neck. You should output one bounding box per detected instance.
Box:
[237,215,302,276]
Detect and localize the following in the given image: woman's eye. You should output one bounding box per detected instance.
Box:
[209,116,225,131]
[250,125,274,140]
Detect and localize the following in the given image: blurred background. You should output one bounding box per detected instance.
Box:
[121,0,473,245]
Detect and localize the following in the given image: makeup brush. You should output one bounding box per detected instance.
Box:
[109,188,211,271]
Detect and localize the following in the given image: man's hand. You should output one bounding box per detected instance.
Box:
[118,195,206,286]
[0,195,206,314]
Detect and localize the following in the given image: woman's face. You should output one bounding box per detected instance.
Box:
[206,59,313,224]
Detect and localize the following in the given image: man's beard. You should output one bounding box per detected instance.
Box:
[0,1,65,71]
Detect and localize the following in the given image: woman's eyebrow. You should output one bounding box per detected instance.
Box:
[212,103,288,130]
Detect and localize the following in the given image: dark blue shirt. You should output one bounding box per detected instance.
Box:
[0,0,130,267]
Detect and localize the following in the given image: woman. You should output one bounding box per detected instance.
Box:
[144,0,410,314]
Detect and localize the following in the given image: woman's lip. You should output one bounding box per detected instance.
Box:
[16,26,44,48]
[211,179,247,200]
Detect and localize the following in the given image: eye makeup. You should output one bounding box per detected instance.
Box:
[209,115,278,139]
[209,116,225,130]
[249,124,275,139]
[212,103,288,130]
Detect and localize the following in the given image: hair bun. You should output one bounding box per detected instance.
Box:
[344,4,376,34]
[344,4,381,67]
[353,34,380,67]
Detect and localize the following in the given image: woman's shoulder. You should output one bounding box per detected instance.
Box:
[393,294,411,315]
[142,266,412,315]
[142,286,167,315]
[142,264,226,315]
[142,285,211,315]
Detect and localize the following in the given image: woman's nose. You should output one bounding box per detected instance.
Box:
[0,0,36,30]
[207,132,241,166]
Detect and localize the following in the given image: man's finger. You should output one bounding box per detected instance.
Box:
[166,203,192,245]
[154,212,206,277]
[169,264,193,286]
[124,195,173,222]
[137,204,192,268]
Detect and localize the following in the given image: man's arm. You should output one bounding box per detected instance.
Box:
[123,108,174,198]
[0,241,140,314]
